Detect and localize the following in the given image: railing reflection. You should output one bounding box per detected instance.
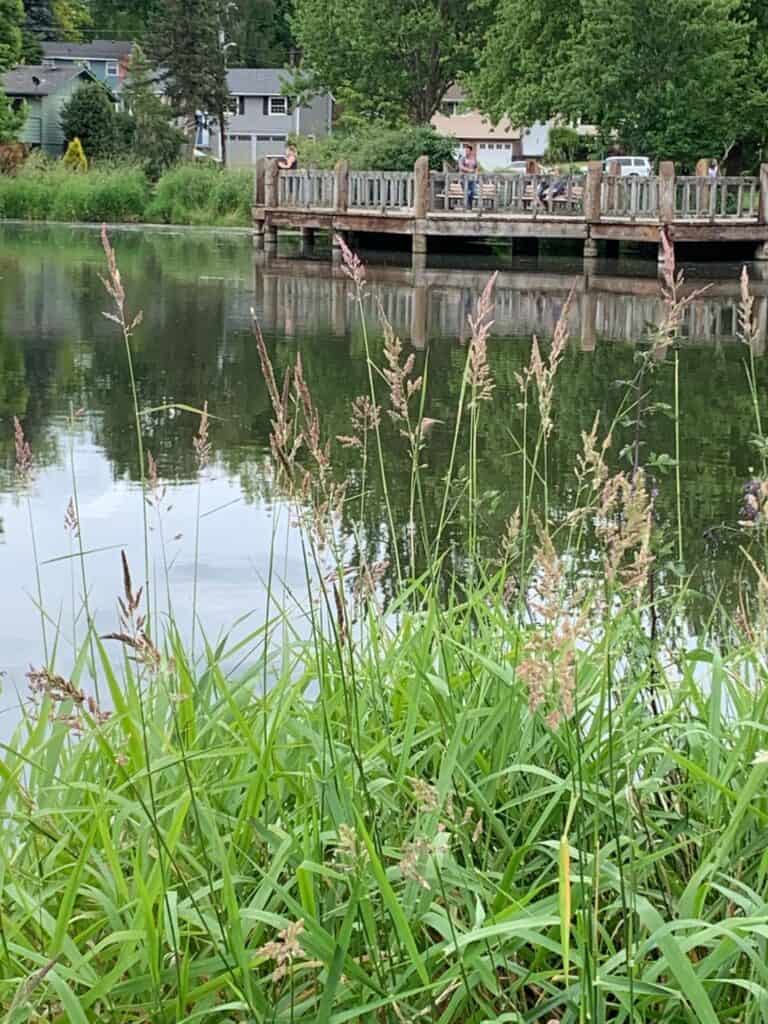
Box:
[253,257,768,355]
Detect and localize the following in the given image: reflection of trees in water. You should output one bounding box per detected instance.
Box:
[0,224,766,630]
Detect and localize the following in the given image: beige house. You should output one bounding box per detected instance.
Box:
[431,86,524,169]
[431,86,596,170]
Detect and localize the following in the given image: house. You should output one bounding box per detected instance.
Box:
[40,40,134,96]
[431,85,595,169]
[1,65,111,156]
[210,68,333,166]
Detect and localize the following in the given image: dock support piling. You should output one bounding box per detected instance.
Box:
[584,237,598,260]
[332,230,347,264]
[755,241,768,261]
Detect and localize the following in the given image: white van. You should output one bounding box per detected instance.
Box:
[603,156,652,177]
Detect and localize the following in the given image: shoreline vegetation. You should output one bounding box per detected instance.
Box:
[0,163,254,227]
[2,229,768,1022]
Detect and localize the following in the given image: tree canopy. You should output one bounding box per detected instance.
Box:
[146,0,230,155]
[21,0,56,62]
[470,0,768,167]
[291,0,489,124]
[122,43,184,176]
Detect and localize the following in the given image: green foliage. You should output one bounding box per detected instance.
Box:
[0,162,149,219]
[61,135,87,171]
[291,0,489,123]
[60,81,119,161]
[86,0,160,35]
[0,0,23,70]
[298,123,457,170]
[51,0,90,39]
[472,0,768,167]
[21,0,55,63]
[229,0,295,66]
[145,162,251,224]
[122,44,184,178]
[0,89,24,145]
[545,125,585,165]
[0,161,253,224]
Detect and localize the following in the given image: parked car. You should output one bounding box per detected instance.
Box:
[603,156,652,177]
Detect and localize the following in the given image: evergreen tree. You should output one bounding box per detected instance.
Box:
[22,0,56,63]
[229,0,294,67]
[60,81,117,159]
[52,0,91,40]
[147,0,231,163]
[122,44,185,176]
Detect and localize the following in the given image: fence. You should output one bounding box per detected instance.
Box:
[674,176,759,221]
[277,170,336,209]
[348,172,415,211]
[600,176,660,220]
[429,172,586,216]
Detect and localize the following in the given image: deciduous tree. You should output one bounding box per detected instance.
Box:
[472,0,768,167]
[291,0,489,124]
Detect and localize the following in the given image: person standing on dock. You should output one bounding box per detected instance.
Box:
[459,143,478,209]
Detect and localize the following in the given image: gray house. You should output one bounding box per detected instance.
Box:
[40,40,134,96]
[1,65,109,155]
[212,68,333,166]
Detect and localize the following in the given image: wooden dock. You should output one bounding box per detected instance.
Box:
[252,158,768,265]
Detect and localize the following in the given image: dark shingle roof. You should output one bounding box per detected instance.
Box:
[226,68,292,96]
[41,39,134,61]
[1,64,94,97]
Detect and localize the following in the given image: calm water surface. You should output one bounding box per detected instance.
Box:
[1,224,767,722]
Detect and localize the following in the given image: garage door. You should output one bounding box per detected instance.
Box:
[227,136,254,166]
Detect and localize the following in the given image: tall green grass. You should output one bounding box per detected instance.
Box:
[2,235,768,1024]
[0,162,252,226]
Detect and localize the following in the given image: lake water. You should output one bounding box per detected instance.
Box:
[1,223,767,723]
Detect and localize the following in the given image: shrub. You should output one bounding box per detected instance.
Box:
[545,125,588,166]
[62,137,88,172]
[146,163,251,225]
[60,82,119,161]
[298,122,457,170]
[0,162,149,221]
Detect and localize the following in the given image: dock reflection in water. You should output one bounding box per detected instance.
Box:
[255,253,768,352]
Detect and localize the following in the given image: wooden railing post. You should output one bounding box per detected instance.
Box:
[659,161,675,224]
[335,159,349,213]
[584,161,602,223]
[414,155,430,216]
[758,163,768,224]
[253,157,266,206]
[264,159,279,209]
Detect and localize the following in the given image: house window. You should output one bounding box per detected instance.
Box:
[228,133,252,142]
[268,95,287,115]
[106,61,119,76]
[440,100,460,116]
[228,95,245,117]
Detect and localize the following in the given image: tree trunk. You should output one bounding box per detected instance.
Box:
[218,109,227,167]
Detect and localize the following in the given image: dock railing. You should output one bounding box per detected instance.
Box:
[256,157,768,228]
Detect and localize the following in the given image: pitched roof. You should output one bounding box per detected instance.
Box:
[1,64,97,97]
[41,39,134,60]
[226,68,294,95]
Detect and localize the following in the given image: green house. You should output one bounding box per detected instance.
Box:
[1,65,113,156]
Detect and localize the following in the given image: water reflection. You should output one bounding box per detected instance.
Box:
[0,224,766,704]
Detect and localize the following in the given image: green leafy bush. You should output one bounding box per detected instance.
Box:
[0,163,150,221]
[146,163,251,225]
[60,82,120,161]
[298,122,457,170]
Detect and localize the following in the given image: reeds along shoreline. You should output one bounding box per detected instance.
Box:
[2,230,768,1024]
